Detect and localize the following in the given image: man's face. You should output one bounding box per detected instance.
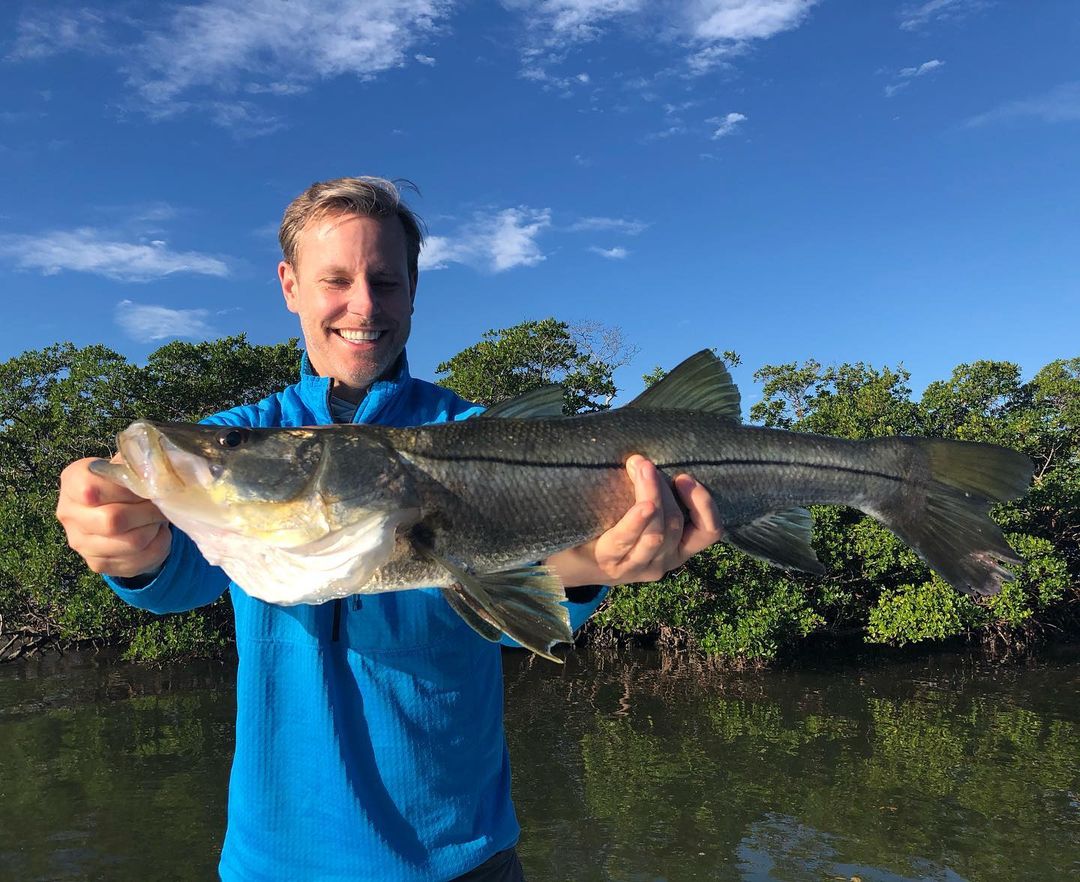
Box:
[279,212,415,402]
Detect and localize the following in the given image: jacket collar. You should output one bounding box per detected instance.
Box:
[297,350,412,425]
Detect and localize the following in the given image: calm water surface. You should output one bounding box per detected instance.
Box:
[1,646,1078,881]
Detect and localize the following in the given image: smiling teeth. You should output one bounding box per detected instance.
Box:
[337,329,382,343]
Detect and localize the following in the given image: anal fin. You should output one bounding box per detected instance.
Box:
[727,508,825,575]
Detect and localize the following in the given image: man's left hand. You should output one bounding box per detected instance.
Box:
[546,454,724,589]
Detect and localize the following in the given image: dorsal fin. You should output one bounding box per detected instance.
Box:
[480,385,565,419]
[626,350,741,420]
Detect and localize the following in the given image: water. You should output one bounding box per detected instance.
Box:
[1,647,1078,881]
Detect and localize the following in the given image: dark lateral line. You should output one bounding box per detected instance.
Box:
[410,451,901,484]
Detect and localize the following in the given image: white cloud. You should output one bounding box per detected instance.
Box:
[420,208,552,272]
[708,111,747,138]
[589,245,629,259]
[7,8,113,61]
[685,0,816,42]
[510,0,645,42]
[115,300,217,342]
[511,0,816,81]
[415,53,437,65]
[568,216,648,235]
[9,1,452,130]
[899,0,990,31]
[900,59,945,78]
[131,0,452,106]
[885,59,945,98]
[0,228,229,282]
[965,81,1080,127]
[683,0,817,74]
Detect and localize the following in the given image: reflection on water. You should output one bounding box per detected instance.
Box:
[1,646,1078,881]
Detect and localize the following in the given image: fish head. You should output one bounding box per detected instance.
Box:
[95,420,331,542]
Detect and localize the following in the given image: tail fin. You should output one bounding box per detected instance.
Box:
[871,439,1034,596]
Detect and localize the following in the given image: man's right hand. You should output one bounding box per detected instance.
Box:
[56,457,172,578]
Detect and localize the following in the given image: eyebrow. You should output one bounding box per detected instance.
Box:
[317,265,404,279]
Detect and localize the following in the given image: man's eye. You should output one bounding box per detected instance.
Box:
[323,278,350,287]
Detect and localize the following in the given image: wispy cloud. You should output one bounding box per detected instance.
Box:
[415,53,437,66]
[511,0,817,82]
[567,216,648,235]
[510,0,646,43]
[708,111,747,138]
[421,207,552,272]
[901,59,945,78]
[884,58,945,97]
[115,299,217,342]
[0,228,230,282]
[898,0,990,31]
[589,245,629,259]
[9,1,453,131]
[965,81,1080,128]
[6,8,113,61]
[683,0,818,75]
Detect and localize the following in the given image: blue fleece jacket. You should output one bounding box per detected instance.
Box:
[105,353,605,882]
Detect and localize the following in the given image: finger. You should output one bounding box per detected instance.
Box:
[673,474,724,558]
[81,524,171,576]
[61,459,143,507]
[592,497,656,569]
[618,457,682,573]
[84,500,167,538]
[73,521,162,559]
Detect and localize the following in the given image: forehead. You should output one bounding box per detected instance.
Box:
[296,211,408,269]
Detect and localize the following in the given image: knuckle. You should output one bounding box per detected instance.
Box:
[100,508,127,536]
[76,482,100,507]
[643,532,666,553]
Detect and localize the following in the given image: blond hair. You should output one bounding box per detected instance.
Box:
[279,177,425,277]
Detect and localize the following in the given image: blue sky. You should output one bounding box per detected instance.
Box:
[1,0,1077,409]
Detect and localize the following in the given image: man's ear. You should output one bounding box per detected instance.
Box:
[409,271,417,313]
[279,261,299,314]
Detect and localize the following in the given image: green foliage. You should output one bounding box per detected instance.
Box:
[124,611,229,663]
[0,335,300,662]
[603,353,1079,662]
[435,318,634,413]
[598,543,823,662]
[1,323,1076,666]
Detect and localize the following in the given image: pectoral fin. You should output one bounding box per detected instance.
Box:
[427,552,572,662]
[727,508,825,575]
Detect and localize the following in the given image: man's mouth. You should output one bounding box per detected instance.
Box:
[334,329,385,344]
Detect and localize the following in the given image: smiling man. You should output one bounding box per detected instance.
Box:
[56,177,723,882]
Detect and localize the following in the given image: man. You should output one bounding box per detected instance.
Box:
[56,177,723,881]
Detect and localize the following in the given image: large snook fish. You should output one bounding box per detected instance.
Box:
[92,351,1033,661]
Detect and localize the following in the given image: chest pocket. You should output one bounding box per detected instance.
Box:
[230,585,472,652]
[340,588,470,653]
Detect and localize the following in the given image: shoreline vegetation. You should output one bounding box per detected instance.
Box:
[2,321,1077,666]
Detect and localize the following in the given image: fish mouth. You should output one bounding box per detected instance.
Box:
[113,420,217,498]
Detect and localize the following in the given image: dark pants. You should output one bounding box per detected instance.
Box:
[451,847,526,881]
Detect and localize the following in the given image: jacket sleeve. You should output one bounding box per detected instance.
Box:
[103,527,231,614]
[102,409,255,614]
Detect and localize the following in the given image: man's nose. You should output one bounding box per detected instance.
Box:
[345,281,380,316]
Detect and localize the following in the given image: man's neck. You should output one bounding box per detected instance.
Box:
[330,379,368,404]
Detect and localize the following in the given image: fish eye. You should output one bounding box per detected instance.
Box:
[217,428,250,449]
